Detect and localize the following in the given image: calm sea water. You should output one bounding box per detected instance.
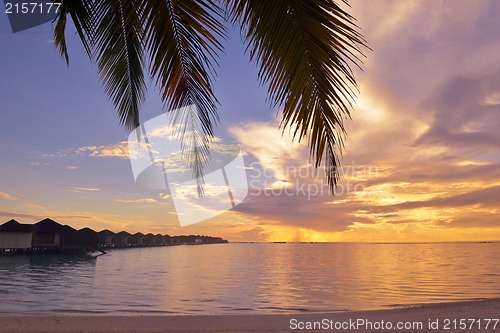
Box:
[0,243,499,315]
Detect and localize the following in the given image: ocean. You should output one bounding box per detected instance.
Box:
[0,242,499,315]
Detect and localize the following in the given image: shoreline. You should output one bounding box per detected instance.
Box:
[1,298,499,332]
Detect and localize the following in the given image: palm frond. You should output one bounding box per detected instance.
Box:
[142,0,225,186]
[228,0,367,193]
[53,4,69,64]
[93,0,146,130]
[53,0,95,65]
[168,104,211,196]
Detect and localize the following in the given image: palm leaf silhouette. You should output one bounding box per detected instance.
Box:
[228,0,366,191]
[53,0,366,194]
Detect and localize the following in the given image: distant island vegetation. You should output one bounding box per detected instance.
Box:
[0,218,228,255]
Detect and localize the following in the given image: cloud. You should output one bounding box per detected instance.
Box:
[0,210,41,220]
[68,187,100,193]
[50,134,223,168]
[50,142,132,159]
[229,120,308,182]
[480,92,500,106]
[80,142,131,158]
[24,204,46,210]
[0,192,16,200]
[378,186,500,211]
[159,193,171,200]
[115,198,158,204]
[234,190,370,232]
[29,162,50,167]
[147,123,181,139]
[415,71,500,151]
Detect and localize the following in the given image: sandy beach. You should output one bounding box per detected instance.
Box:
[0,298,499,333]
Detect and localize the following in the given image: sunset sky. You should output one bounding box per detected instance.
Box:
[1,0,499,242]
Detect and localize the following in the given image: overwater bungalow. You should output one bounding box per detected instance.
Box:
[76,227,99,249]
[98,229,116,247]
[144,233,156,246]
[129,232,145,246]
[116,231,131,246]
[32,218,66,248]
[155,234,165,245]
[163,235,172,246]
[60,224,79,248]
[58,225,98,251]
[0,219,33,250]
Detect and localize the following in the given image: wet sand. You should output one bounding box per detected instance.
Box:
[0,298,499,332]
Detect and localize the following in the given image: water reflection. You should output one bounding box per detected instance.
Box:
[0,243,499,314]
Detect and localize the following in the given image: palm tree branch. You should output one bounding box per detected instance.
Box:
[142,0,225,187]
[228,0,367,192]
[53,0,95,65]
[94,0,146,129]
[53,3,69,65]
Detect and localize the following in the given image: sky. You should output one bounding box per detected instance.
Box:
[1,0,500,242]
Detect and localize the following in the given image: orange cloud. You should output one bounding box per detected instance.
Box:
[68,187,100,193]
[0,192,16,200]
[81,142,130,159]
[115,198,158,204]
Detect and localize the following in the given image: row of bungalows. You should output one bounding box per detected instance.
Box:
[0,218,227,254]
[0,219,99,253]
[97,231,172,247]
